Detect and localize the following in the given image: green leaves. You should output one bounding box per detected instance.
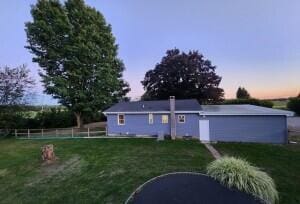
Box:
[25,0,130,126]
[287,97,300,115]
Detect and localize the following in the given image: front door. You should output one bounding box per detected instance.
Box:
[199,120,210,141]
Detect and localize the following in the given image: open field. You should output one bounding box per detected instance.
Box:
[214,142,300,204]
[0,138,213,203]
[271,99,288,110]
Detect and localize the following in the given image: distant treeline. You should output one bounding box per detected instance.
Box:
[0,106,106,130]
[18,105,66,112]
[222,98,274,108]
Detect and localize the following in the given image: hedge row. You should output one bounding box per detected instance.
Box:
[222,98,274,108]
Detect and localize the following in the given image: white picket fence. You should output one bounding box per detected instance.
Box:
[15,127,107,139]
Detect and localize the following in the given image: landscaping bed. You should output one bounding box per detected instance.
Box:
[0,138,213,203]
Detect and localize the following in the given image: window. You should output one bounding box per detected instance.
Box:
[149,113,153,124]
[162,115,168,124]
[178,115,185,123]
[118,114,125,125]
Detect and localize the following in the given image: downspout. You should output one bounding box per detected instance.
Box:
[170,96,176,139]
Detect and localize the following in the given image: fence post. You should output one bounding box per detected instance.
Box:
[88,127,90,137]
[105,127,108,136]
[72,128,74,138]
[41,129,44,137]
[15,129,17,138]
[28,129,30,138]
[56,129,58,137]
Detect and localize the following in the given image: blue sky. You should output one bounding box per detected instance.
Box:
[0,0,299,104]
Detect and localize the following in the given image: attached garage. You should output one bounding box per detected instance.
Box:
[200,105,293,144]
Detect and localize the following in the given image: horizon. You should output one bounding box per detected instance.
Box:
[0,0,299,105]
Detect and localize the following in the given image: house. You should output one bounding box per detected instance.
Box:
[103,96,294,143]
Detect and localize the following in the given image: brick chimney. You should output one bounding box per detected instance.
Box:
[170,96,176,139]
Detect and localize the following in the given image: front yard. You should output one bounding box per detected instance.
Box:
[0,138,213,203]
[214,142,300,204]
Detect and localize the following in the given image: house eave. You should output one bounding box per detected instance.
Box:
[103,111,203,115]
[199,112,294,117]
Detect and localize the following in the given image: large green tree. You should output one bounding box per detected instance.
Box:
[25,0,129,127]
[141,49,224,103]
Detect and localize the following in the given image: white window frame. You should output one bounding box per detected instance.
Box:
[149,113,154,124]
[178,115,185,123]
[161,115,169,124]
[118,114,125,125]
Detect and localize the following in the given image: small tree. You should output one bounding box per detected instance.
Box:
[0,65,34,105]
[0,65,34,132]
[287,95,300,116]
[236,87,250,99]
[25,0,129,127]
[141,48,224,103]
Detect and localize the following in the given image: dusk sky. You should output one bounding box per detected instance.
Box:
[0,0,299,104]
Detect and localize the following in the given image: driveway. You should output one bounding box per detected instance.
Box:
[288,117,300,132]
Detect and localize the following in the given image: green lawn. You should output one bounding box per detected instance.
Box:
[0,138,213,203]
[214,142,300,204]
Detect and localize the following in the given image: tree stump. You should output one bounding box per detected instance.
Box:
[41,144,56,164]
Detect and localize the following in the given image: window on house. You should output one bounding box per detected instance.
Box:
[118,114,125,125]
[149,113,153,124]
[162,115,168,124]
[178,115,185,123]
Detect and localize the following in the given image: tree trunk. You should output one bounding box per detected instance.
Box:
[75,112,83,128]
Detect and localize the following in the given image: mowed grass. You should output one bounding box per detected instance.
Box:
[0,138,213,203]
[214,142,300,204]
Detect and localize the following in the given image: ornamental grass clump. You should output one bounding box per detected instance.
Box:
[207,157,278,204]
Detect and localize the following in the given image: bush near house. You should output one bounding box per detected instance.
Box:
[287,97,300,115]
[207,157,278,204]
[223,99,274,108]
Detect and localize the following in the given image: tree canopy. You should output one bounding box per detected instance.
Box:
[141,49,224,103]
[0,65,34,105]
[236,87,250,99]
[25,0,129,127]
[287,97,300,116]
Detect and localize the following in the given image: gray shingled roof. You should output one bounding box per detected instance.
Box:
[202,105,294,116]
[104,100,294,116]
[104,99,202,112]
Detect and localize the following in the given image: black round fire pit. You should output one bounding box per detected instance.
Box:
[127,172,262,204]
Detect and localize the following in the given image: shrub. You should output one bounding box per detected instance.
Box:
[33,108,76,128]
[223,98,273,108]
[207,157,278,204]
[287,97,300,116]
